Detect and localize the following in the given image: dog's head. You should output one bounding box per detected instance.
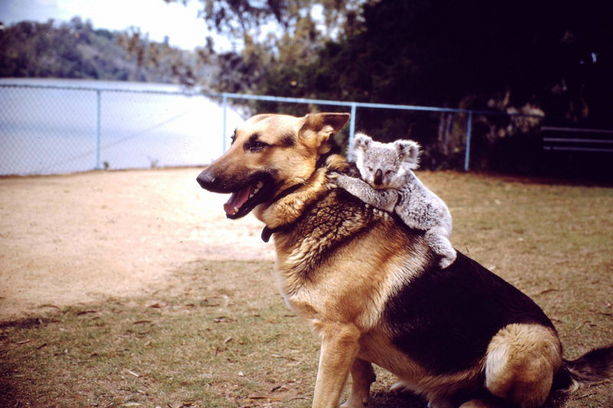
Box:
[197,112,349,219]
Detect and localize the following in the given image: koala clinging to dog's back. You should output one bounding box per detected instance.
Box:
[334,133,457,268]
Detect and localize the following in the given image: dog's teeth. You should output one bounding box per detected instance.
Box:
[249,183,262,199]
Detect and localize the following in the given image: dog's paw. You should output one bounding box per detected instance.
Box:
[340,399,366,408]
[427,400,455,408]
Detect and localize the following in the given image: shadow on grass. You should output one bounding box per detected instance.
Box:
[0,362,22,408]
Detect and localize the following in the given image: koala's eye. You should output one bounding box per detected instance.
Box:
[385,170,393,175]
[367,166,373,172]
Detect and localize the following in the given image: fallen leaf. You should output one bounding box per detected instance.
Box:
[125,369,140,377]
[271,354,296,361]
[76,310,97,316]
[38,304,61,310]
[534,288,559,296]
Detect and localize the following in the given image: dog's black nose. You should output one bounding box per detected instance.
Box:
[196,169,216,189]
[374,169,383,186]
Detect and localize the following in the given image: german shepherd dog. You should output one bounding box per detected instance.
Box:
[196,113,611,408]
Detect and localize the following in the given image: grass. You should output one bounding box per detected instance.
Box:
[1,172,612,408]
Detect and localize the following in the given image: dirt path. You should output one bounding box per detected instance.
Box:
[0,168,274,321]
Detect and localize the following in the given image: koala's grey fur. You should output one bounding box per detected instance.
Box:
[334,133,456,268]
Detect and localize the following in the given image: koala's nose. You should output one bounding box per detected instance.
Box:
[374,169,383,186]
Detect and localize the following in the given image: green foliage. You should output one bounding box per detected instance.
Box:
[0,17,215,86]
[3,1,611,173]
[203,0,612,172]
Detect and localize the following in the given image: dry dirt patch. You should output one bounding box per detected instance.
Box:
[0,168,274,320]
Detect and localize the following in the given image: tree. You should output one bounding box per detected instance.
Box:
[0,18,214,85]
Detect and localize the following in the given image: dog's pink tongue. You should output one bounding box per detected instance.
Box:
[224,185,253,216]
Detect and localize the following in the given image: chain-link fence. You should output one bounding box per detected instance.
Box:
[0,82,243,175]
[1,81,552,176]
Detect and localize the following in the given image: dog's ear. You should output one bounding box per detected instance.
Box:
[300,113,350,153]
[395,140,420,169]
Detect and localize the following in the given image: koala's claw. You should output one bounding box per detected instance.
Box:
[327,172,350,189]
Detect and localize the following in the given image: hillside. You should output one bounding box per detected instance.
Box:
[0,17,215,87]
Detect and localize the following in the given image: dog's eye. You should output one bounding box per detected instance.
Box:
[245,140,269,153]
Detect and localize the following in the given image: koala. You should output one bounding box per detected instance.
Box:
[332,133,456,268]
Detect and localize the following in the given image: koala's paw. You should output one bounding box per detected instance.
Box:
[389,381,411,394]
[330,173,354,187]
[326,172,341,189]
[439,254,456,269]
[327,172,341,181]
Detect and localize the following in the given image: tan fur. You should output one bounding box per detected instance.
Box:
[255,154,351,229]
[341,359,376,408]
[485,324,563,408]
[202,113,567,408]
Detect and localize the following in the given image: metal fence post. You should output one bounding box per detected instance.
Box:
[96,89,101,170]
[349,103,357,144]
[221,94,228,152]
[464,111,473,172]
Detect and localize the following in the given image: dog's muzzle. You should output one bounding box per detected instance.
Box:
[196,169,216,190]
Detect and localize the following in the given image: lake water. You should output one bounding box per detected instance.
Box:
[0,78,244,175]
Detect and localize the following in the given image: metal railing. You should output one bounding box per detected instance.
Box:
[217,92,547,171]
[541,126,613,153]
[0,82,548,175]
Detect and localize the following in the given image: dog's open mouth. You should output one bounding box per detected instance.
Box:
[223,175,274,219]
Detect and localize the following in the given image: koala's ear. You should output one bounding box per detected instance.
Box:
[300,112,350,153]
[395,140,420,168]
[352,133,372,151]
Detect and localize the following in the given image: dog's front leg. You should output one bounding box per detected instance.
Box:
[312,322,361,408]
[340,359,376,408]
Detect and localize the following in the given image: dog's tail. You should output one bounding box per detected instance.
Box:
[553,344,613,393]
